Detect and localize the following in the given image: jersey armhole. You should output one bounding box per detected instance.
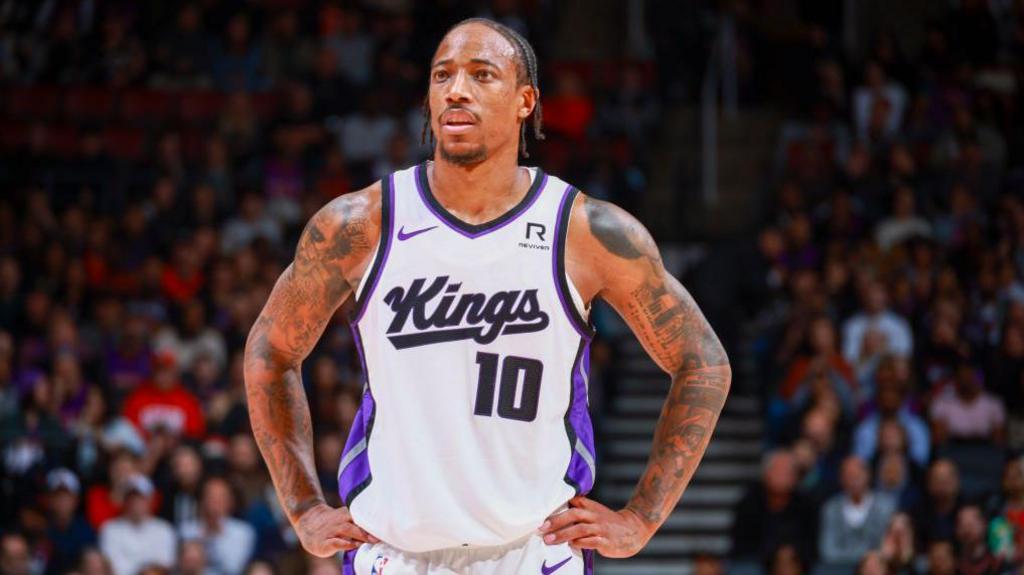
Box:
[350,174,394,323]
[554,186,596,339]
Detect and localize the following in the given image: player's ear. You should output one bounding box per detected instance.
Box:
[517,85,537,121]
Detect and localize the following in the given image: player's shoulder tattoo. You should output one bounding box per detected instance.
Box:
[294,183,382,277]
[581,194,655,261]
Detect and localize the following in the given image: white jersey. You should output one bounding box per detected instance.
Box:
[337,161,596,553]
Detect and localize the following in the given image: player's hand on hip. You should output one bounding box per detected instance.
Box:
[538,495,654,559]
[294,503,380,557]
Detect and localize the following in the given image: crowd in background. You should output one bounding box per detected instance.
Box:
[725,0,1024,574]
[6,0,1024,575]
[0,1,652,574]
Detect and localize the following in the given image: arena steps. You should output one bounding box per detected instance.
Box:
[593,336,762,573]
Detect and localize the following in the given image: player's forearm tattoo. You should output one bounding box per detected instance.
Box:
[586,196,730,528]
[245,196,372,522]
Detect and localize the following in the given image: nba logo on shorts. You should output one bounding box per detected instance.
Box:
[370,554,389,575]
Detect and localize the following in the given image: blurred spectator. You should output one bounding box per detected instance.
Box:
[731,450,818,563]
[875,185,933,251]
[878,512,916,575]
[842,283,914,374]
[853,357,931,467]
[220,194,282,256]
[777,316,857,411]
[988,457,1024,562]
[852,61,907,144]
[337,97,397,165]
[873,426,923,511]
[77,548,113,575]
[795,409,845,502]
[211,14,266,92]
[819,456,896,566]
[855,551,888,575]
[0,532,33,575]
[99,474,177,575]
[44,468,96,575]
[0,373,73,482]
[154,4,210,87]
[768,545,807,575]
[179,476,255,575]
[265,10,315,86]
[159,445,203,529]
[910,459,963,548]
[955,504,1004,575]
[123,352,205,441]
[930,361,1006,445]
[926,540,956,575]
[322,6,375,88]
[154,301,227,374]
[177,539,207,575]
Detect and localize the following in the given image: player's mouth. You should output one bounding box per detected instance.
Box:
[440,110,478,134]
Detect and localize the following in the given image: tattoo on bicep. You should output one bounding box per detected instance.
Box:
[584,196,727,371]
[585,196,647,259]
[271,203,370,356]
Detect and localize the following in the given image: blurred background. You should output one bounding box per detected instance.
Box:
[1,0,1023,574]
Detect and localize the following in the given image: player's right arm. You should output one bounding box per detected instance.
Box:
[244,183,382,557]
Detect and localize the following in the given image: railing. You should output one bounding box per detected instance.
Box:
[700,13,739,207]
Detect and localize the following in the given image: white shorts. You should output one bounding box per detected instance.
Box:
[342,532,594,575]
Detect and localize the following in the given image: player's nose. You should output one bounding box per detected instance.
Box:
[444,69,472,104]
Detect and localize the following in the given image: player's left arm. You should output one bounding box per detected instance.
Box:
[539,194,731,558]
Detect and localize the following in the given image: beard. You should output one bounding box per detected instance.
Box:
[439,141,488,166]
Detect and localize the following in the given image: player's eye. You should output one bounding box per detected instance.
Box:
[433,69,449,82]
[474,70,494,81]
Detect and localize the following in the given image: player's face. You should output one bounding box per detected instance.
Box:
[428,23,536,166]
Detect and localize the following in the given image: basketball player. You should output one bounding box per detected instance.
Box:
[244,17,731,574]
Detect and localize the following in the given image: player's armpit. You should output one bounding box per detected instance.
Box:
[569,194,731,539]
[244,184,381,528]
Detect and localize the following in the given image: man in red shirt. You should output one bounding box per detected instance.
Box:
[123,352,206,439]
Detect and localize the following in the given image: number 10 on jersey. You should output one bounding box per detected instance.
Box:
[473,352,543,422]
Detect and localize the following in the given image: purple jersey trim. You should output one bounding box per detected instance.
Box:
[352,172,395,324]
[564,339,596,493]
[583,549,594,574]
[338,325,375,505]
[414,162,549,239]
[342,548,356,575]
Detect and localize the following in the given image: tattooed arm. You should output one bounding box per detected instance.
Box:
[540,194,731,558]
[244,185,381,557]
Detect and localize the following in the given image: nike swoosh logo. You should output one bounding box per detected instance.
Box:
[541,557,571,575]
[397,225,438,241]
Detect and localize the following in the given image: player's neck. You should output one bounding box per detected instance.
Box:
[429,154,527,223]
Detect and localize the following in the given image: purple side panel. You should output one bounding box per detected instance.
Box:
[338,326,374,502]
[583,549,594,574]
[342,548,357,575]
[338,389,374,500]
[565,340,596,493]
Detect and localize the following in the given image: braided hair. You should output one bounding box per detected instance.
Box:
[422,18,545,158]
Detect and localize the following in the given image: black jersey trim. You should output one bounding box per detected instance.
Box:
[415,161,547,238]
[554,186,597,338]
[350,173,394,323]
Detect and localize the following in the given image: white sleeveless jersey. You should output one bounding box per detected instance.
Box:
[337,161,597,553]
